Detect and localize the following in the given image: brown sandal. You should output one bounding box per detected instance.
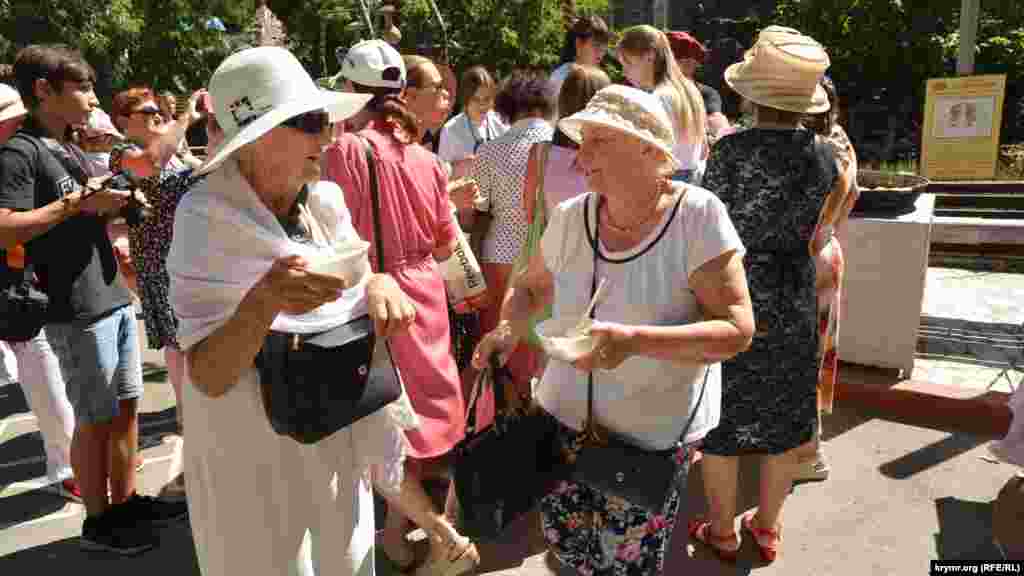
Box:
[413,536,479,576]
[688,518,739,563]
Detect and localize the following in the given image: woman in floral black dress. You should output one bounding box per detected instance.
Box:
[691,28,844,564]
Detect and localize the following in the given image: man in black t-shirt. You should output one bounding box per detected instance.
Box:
[666,31,732,140]
[0,44,185,555]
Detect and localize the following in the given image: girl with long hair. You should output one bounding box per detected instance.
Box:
[617,25,709,184]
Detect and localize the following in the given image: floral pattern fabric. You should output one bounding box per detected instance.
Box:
[110,144,198,350]
[699,128,837,455]
[540,418,693,576]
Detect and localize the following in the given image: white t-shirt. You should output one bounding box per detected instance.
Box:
[537,184,744,449]
[437,111,509,163]
[657,91,706,174]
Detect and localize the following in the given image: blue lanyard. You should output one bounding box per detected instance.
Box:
[466,114,490,153]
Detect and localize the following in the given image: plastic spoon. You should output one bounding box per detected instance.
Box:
[574,277,608,335]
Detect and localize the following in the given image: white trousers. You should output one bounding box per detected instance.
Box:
[183,368,376,576]
[7,331,75,482]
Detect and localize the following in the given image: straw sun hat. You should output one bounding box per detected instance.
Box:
[558,84,679,170]
[200,46,372,175]
[724,28,831,114]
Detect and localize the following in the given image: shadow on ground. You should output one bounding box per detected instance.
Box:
[0,524,198,574]
[878,434,988,479]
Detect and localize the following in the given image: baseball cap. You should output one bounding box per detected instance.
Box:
[334,39,406,90]
[0,84,28,123]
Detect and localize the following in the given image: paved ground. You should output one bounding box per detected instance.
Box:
[1,270,1021,574]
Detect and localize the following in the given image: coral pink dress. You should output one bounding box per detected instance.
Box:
[323,127,464,459]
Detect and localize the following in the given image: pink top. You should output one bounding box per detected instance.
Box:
[540,144,587,217]
[322,127,465,459]
[322,128,458,271]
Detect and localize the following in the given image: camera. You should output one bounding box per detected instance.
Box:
[107,172,151,227]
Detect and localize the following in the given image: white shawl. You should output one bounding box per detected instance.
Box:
[167,159,416,492]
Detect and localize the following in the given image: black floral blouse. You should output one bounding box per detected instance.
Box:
[110,144,203,350]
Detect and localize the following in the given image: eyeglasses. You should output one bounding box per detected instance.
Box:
[281,110,331,135]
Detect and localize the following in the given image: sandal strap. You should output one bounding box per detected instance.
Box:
[744,513,782,541]
[691,519,739,545]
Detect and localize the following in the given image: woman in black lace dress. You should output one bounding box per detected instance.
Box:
[690,28,844,565]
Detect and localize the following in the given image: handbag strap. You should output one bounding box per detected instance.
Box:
[585,193,710,447]
[463,354,507,435]
[359,136,385,271]
[534,142,549,227]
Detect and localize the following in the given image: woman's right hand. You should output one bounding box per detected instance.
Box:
[257,255,347,316]
[471,321,519,370]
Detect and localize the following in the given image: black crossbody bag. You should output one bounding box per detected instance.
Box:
[570,192,709,514]
[255,138,400,444]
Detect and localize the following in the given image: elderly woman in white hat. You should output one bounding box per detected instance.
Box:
[473,84,753,575]
[166,47,416,575]
[692,28,845,565]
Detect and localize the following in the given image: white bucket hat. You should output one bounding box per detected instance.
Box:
[334,39,406,90]
[199,47,373,176]
[724,30,830,114]
[558,84,679,169]
[0,84,27,123]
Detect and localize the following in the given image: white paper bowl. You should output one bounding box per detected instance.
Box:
[535,317,596,363]
[308,240,371,284]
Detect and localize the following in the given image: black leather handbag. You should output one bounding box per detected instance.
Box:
[255,137,400,444]
[453,356,567,540]
[0,261,48,343]
[569,192,709,514]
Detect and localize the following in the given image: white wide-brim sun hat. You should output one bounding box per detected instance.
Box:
[199,46,373,176]
[558,84,680,170]
[724,30,831,114]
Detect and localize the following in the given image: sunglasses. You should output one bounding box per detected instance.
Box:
[131,106,162,118]
[281,110,331,135]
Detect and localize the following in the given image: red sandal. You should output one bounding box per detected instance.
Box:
[741,511,782,563]
[687,518,739,563]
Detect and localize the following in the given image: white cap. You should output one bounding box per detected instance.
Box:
[0,84,28,123]
[335,39,406,90]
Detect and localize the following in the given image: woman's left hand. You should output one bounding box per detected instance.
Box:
[572,321,634,373]
[366,273,416,338]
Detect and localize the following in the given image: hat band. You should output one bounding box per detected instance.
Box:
[227,94,276,130]
[584,91,673,146]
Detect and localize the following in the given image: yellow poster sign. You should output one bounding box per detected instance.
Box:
[921,74,1006,180]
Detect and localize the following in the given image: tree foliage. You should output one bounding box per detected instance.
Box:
[0,0,255,104]
[770,0,1024,141]
[268,0,611,83]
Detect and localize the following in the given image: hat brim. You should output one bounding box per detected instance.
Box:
[558,113,680,170]
[0,101,27,123]
[199,90,372,176]
[724,62,830,114]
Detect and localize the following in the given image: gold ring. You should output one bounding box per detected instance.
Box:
[599,347,608,359]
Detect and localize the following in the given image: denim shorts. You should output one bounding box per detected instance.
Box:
[46,305,143,425]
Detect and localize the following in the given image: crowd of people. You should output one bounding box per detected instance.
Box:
[10,14,1013,576]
